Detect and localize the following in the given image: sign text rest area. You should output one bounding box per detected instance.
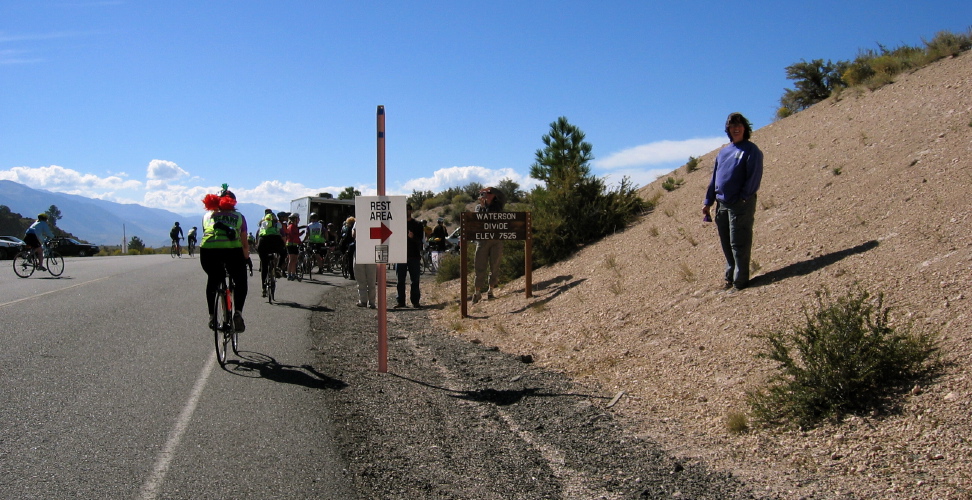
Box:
[461,211,528,241]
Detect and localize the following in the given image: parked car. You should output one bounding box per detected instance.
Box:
[446,228,461,253]
[0,235,25,259]
[49,237,100,257]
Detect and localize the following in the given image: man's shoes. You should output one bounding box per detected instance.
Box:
[356,301,366,307]
[723,281,734,289]
[368,303,376,309]
[208,314,216,330]
[37,266,47,271]
[412,303,421,309]
[471,293,481,304]
[393,303,406,309]
[261,287,267,297]
[233,312,245,332]
[487,290,495,300]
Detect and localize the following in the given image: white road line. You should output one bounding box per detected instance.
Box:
[0,276,113,308]
[139,355,216,500]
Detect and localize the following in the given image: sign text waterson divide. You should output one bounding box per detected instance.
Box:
[462,211,528,240]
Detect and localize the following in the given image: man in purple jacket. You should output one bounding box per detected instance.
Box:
[702,112,763,291]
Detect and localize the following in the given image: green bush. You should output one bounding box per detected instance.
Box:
[747,288,941,429]
[684,156,700,173]
[661,176,684,192]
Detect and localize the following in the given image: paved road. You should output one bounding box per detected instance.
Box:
[0,254,357,498]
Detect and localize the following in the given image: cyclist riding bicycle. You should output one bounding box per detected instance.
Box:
[24,213,55,271]
[256,212,285,297]
[200,185,249,332]
[170,221,184,254]
[187,226,198,250]
[304,213,327,273]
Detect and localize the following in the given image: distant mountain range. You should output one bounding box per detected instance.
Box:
[0,180,269,246]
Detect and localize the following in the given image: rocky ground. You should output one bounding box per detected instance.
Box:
[311,282,761,499]
[311,50,971,499]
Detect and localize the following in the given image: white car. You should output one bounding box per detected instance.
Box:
[0,235,26,259]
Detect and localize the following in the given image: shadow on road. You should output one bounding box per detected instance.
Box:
[389,373,608,407]
[225,352,348,390]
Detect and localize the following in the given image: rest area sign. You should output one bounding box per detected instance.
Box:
[354,196,407,264]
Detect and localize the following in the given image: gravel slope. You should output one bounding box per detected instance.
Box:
[311,283,759,499]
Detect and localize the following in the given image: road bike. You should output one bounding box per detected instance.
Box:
[13,244,64,278]
[294,244,309,282]
[187,238,196,257]
[261,253,278,304]
[420,246,437,275]
[170,238,182,258]
[341,247,353,279]
[212,265,240,367]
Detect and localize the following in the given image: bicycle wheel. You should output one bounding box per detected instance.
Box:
[213,286,230,366]
[46,251,64,276]
[170,245,177,258]
[267,273,276,303]
[13,252,35,278]
[188,242,195,257]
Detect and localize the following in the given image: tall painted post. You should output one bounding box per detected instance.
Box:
[376,105,388,373]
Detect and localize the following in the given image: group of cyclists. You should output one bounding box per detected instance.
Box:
[169,222,198,257]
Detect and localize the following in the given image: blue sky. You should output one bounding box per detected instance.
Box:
[2,1,969,215]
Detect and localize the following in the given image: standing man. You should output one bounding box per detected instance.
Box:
[702,112,763,292]
[472,187,505,303]
[394,204,424,308]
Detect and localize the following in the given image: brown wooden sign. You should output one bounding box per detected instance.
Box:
[460,211,532,318]
[462,211,528,241]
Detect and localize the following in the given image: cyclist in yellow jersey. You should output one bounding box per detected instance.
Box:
[257,212,285,296]
[304,213,326,273]
[200,186,249,331]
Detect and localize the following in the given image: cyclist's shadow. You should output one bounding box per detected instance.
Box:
[224,352,347,390]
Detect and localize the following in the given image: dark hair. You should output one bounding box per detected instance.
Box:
[724,112,752,142]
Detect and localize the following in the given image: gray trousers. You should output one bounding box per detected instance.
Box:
[715,194,756,288]
[474,240,503,293]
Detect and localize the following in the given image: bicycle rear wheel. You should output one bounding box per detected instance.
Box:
[213,287,230,366]
[268,273,276,303]
[13,252,35,278]
[188,242,195,257]
[46,252,64,276]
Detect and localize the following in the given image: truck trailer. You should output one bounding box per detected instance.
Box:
[289,196,355,228]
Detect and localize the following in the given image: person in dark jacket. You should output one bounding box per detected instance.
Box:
[394,204,425,308]
[472,187,505,303]
[702,112,764,292]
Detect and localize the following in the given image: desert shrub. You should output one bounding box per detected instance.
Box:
[684,156,700,173]
[924,29,972,60]
[661,177,684,192]
[748,288,941,429]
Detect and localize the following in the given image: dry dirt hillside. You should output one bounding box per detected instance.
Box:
[425,49,971,499]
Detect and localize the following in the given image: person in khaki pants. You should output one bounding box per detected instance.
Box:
[472,187,505,303]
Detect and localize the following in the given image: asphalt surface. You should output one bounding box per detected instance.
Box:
[0,254,355,499]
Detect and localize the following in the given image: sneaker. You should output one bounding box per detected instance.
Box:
[412,303,422,309]
[208,314,216,330]
[723,280,733,289]
[233,312,245,332]
[37,266,47,272]
[262,287,267,298]
[356,301,366,307]
[368,303,377,309]
[487,290,495,300]
[393,303,406,309]
[471,293,481,304]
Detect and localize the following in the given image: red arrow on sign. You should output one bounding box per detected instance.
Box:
[370,223,393,243]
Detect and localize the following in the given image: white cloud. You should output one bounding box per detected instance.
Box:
[398,166,537,194]
[146,159,189,182]
[0,165,142,192]
[596,137,725,169]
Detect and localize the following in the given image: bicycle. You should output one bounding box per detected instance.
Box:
[420,246,437,274]
[13,243,64,278]
[212,265,240,367]
[341,247,354,279]
[294,244,308,282]
[187,238,196,258]
[261,253,278,304]
[170,237,182,258]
